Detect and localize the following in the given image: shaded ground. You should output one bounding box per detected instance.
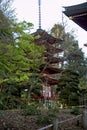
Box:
[0,109,83,130]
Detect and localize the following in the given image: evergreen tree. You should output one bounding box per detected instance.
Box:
[57,69,80,106]
[51,23,87,106]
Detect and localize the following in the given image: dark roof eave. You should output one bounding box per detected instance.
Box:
[33,29,63,44]
[63,2,87,17]
[63,2,87,31]
[84,43,87,47]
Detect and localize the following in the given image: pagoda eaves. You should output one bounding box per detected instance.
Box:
[33,29,64,88]
[34,29,63,44]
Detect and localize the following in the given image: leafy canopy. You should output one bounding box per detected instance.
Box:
[0,21,45,84]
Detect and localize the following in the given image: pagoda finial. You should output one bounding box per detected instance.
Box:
[38,0,41,29]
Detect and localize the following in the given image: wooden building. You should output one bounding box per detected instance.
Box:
[63,2,87,47]
[63,2,87,31]
[32,0,64,102]
[33,29,64,100]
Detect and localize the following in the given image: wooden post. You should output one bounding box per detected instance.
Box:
[83,110,87,130]
[53,118,58,130]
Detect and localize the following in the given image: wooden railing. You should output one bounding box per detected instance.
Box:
[58,114,82,130]
[38,114,83,130]
[38,105,87,130]
[38,124,53,130]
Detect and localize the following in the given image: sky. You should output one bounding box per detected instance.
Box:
[13,0,87,57]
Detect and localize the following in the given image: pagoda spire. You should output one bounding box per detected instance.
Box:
[38,0,41,29]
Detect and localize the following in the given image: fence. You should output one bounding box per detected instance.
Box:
[58,114,82,130]
[38,114,83,130]
[38,124,53,130]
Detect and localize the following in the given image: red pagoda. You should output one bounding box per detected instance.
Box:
[32,0,64,102]
[34,29,64,100]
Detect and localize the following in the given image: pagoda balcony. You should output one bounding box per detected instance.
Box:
[35,39,63,54]
[40,65,62,74]
[41,74,59,86]
[45,56,64,64]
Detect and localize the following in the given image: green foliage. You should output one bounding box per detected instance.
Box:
[0,0,16,44]
[51,23,86,78]
[36,115,52,125]
[0,80,22,110]
[51,23,65,39]
[70,107,81,115]
[0,43,30,83]
[0,21,44,79]
[21,104,41,116]
[0,0,16,21]
[50,23,86,107]
[57,69,80,106]
[0,21,45,109]
[48,107,58,117]
[36,108,58,125]
[65,48,86,78]
[68,93,79,106]
[50,23,78,53]
[0,11,14,44]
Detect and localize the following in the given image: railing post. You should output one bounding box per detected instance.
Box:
[53,118,58,130]
[83,109,87,130]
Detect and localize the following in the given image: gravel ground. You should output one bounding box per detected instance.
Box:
[0,110,83,130]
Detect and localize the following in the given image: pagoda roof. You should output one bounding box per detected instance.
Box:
[36,41,63,54]
[40,65,62,74]
[63,2,87,31]
[33,29,63,86]
[41,75,59,85]
[44,43,63,54]
[33,29,63,44]
[46,56,64,64]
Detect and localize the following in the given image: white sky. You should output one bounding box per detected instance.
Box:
[13,0,87,57]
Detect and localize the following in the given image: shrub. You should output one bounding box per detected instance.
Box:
[36,107,59,125]
[36,115,52,125]
[21,104,41,116]
[70,107,80,115]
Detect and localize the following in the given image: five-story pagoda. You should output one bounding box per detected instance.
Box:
[32,0,64,104]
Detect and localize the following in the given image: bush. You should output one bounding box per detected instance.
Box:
[48,108,58,118]
[36,107,59,125]
[36,115,52,125]
[70,107,80,115]
[21,104,41,116]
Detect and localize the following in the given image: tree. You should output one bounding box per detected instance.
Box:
[50,23,87,106]
[64,44,87,103]
[0,21,45,109]
[50,23,79,69]
[0,0,16,44]
[0,0,15,21]
[50,23,77,51]
[0,12,14,44]
[65,46,86,77]
[51,23,65,39]
[56,69,80,106]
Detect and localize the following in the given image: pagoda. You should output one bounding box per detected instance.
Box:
[33,29,64,100]
[32,0,64,101]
